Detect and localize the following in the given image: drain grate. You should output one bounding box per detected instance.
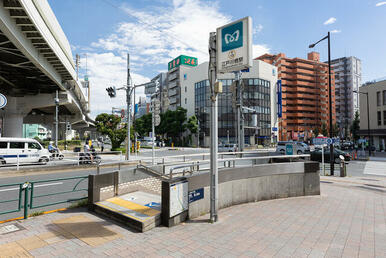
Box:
[0,223,25,235]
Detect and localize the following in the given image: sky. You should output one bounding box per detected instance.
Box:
[48,0,386,118]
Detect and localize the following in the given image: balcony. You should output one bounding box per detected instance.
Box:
[168,80,178,89]
[168,72,178,81]
[168,88,179,97]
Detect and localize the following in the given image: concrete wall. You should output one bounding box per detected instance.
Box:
[187,162,319,219]
[88,168,162,204]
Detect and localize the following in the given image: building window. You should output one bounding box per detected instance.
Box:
[384,111,386,125]
[185,98,187,104]
[185,86,187,92]
[377,91,381,106]
[378,111,381,126]
[383,90,386,105]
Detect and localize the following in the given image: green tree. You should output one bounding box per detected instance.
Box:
[186,115,198,134]
[313,127,320,137]
[350,111,360,142]
[133,113,152,137]
[157,107,187,143]
[321,122,328,137]
[332,123,339,137]
[95,113,128,149]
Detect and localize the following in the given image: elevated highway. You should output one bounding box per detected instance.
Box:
[0,0,93,137]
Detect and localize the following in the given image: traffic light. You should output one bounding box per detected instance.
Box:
[106,86,116,98]
[66,122,71,131]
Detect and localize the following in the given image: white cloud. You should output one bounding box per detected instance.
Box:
[253,24,263,34]
[323,17,336,25]
[81,0,271,117]
[376,1,386,6]
[92,0,230,64]
[253,44,270,58]
[84,52,149,117]
[330,29,341,34]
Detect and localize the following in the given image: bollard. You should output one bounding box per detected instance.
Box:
[23,182,29,219]
[340,159,346,177]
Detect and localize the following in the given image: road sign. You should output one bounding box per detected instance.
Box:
[0,94,7,108]
[163,98,170,110]
[216,16,252,74]
[154,114,161,126]
[277,80,282,118]
[285,144,293,155]
[326,138,333,145]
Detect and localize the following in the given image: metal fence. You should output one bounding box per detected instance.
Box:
[0,176,88,220]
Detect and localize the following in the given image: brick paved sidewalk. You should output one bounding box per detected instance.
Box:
[0,176,385,257]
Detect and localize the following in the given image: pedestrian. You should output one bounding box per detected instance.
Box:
[101,142,104,152]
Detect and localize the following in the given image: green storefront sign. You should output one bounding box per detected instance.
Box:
[168,55,198,71]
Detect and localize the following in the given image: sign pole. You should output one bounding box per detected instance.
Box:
[126,54,131,161]
[152,100,156,165]
[209,32,218,223]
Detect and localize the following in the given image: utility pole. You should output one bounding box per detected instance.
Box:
[236,71,243,152]
[54,90,59,148]
[126,54,132,160]
[209,32,218,223]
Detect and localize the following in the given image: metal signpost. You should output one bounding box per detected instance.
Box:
[152,98,161,165]
[208,17,252,223]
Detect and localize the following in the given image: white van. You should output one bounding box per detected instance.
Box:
[0,138,50,165]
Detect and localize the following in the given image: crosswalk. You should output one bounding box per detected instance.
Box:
[363,161,386,176]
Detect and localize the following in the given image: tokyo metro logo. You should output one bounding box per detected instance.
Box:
[222,21,243,52]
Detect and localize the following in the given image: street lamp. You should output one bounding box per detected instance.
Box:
[353,90,371,156]
[309,32,334,176]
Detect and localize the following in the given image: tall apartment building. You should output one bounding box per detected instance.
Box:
[167,55,198,116]
[330,57,361,137]
[257,52,336,141]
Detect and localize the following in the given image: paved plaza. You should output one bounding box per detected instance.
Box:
[0,175,385,258]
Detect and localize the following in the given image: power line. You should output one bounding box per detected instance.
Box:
[100,0,207,56]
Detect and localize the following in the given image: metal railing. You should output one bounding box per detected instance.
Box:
[137,154,310,179]
[0,151,123,170]
[0,176,88,220]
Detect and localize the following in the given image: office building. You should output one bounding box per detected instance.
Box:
[358,79,386,151]
[257,52,336,141]
[167,55,198,115]
[185,60,278,146]
[331,56,361,137]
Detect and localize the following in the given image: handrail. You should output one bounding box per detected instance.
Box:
[168,154,310,178]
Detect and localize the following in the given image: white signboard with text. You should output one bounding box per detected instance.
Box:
[169,180,188,217]
[216,16,252,74]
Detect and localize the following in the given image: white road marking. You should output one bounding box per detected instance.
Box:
[0,182,63,192]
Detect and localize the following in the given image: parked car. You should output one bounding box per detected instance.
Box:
[0,137,50,164]
[276,141,310,155]
[310,147,351,163]
[218,144,237,152]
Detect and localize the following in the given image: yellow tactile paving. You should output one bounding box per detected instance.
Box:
[105,197,160,217]
[96,202,148,222]
[53,215,121,247]
[16,236,47,251]
[0,241,32,257]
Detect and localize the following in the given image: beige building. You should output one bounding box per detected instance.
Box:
[358,79,386,151]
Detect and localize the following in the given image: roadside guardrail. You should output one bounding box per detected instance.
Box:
[0,175,88,220]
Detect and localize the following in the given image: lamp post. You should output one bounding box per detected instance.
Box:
[354,90,371,156]
[309,31,334,176]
